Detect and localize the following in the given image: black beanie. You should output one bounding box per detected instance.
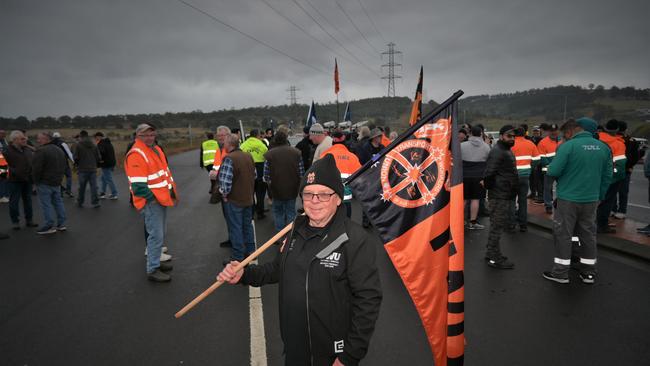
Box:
[299,154,344,199]
[499,124,515,135]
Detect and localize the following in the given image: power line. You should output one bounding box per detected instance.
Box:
[301,0,378,62]
[334,1,381,54]
[258,0,369,74]
[356,0,387,43]
[289,0,380,77]
[381,42,402,97]
[175,0,327,74]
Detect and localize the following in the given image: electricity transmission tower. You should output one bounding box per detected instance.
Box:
[286,85,299,105]
[381,42,402,97]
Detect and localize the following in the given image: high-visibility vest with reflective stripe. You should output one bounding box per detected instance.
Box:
[0,152,7,177]
[537,136,560,172]
[124,139,178,210]
[211,147,226,173]
[598,132,627,182]
[511,137,540,177]
[321,143,361,201]
[201,139,219,167]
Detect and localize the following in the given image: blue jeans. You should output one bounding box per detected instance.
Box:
[77,171,99,205]
[63,164,72,193]
[272,199,296,232]
[100,167,118,196]
[0,178,8,197]
[36,184,66,228]
[543,173,555,209]
[223,201,255,261]
[613,172,632,214]
[143,201,167,273]
[8,181,33,224]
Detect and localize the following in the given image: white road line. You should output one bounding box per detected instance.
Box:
[250,284,268,366]
[628,203,650,210]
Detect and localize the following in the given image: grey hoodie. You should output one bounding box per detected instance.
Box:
[461,136,491,178]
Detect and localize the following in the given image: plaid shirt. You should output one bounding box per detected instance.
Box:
[218,155,257,196]
[263,159,305,183]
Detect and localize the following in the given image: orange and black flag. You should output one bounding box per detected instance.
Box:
[409,66,423,126]
[334,58,340,94]
[347,90,465,366]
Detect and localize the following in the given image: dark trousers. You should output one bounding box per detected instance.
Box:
[8,181,33,224]
[487,197,512,259]
[543,173,554,209]
[77,171,99,206]
[552,199,598,276]
[512,176,530,226]
[613,172,632,214]
[254,163,266,215]
[596,180,623,228]
[530,165,543,198]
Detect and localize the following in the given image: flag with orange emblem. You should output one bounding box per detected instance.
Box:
[347,91,465,366]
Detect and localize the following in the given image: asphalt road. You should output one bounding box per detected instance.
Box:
[1,149,649,366]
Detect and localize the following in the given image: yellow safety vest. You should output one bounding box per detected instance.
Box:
[202,140,219,166]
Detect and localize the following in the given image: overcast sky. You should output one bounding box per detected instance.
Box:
[1,0,648,119]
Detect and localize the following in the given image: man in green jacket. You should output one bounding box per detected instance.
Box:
[240,129,269,219]
[543,118,612,285]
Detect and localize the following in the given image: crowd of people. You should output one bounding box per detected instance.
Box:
[459,118,645,284]
[2,117,647,364]
[0,129,119,239]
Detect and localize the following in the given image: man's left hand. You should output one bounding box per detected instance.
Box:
[332,358,345,366]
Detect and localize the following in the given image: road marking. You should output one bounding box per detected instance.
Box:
[628,203,650,210]
[250,283,268,366]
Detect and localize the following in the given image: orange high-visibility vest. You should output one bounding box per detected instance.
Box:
[381,134,391,149]
[511,136,540,177]
[0,152,7,177]
[125,139,178,210]
[537,136,559,172]
[211,147,226,173]
[321,143,361,200]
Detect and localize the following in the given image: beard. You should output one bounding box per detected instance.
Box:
[503,140,515,147]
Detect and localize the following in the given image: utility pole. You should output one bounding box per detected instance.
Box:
[381,42,402,97]
[286,85,299,105]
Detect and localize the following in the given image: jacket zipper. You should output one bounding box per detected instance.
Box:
[305,256,317,366]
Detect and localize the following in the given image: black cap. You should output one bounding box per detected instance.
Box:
[299,154,344,200]
[94,132,104,137]
[499,125,515,135]
[604,119,619,133]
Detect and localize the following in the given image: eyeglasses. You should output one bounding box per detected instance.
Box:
[302,191,336,202]
[505,133,515,138]
[138,133,157,138]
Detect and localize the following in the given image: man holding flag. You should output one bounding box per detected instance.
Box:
[218,154,382,366]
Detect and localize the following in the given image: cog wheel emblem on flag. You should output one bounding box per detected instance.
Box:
[379,138,448,208]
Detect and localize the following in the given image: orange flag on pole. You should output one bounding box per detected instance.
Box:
[348,91,465,366]
[409,66,423,126]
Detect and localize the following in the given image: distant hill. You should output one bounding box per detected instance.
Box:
[2,85,649,137]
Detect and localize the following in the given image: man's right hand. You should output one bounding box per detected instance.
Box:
[217,261,243,284]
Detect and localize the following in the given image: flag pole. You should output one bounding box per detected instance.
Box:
[336,94,340,124]
[174,221,295,318]
[345,90,464,185]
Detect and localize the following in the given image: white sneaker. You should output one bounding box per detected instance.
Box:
[144,246,170,256]
[0,197,9,203]
[614,213,626,219]
[160,252,172,262]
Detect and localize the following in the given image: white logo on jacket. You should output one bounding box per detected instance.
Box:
[320,252,341,268]
[334,340,344,353]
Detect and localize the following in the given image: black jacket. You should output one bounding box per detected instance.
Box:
[355,140,384,165]
[32,143,66,186]
[4,144,33,183]
[73,137,101,172]
[241,207,382,366]
[295,136,315,171]
[97,138,116,168]
[484,140,518,199]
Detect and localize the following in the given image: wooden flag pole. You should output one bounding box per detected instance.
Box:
[175,221,295,318]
